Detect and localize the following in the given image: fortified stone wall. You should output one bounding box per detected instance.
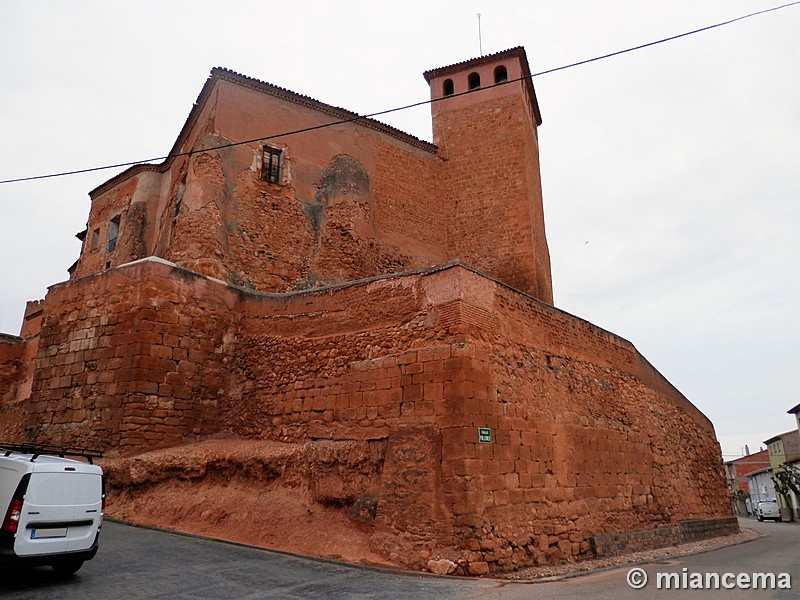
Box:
[24,258,239,451]
[429,272,731,570]
[10,257,732,572]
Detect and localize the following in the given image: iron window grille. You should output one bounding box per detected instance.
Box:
[261,146,282,183]
[106,216,120,252]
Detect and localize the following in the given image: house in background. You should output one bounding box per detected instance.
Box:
[764,429,800,521]
[724,449,770,516]
[788,403,800,433]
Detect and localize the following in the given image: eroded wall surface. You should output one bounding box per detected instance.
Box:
[16,258,732,571]
[72,76,448,295]
[0,334,27,439]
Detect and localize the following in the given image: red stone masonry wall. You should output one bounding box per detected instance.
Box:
[436,92,551,303]
[19,258,732,572]
[73,177,145,277]
[26,258,240,452]
[430,271,731,570]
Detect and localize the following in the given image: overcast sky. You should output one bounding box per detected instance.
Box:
[1,1,798,460]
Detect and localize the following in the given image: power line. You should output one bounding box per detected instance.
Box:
[528,1,800,78]
[1,1,798,186]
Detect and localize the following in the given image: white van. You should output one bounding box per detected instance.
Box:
[0,444,104,574]
[756,500,782,522]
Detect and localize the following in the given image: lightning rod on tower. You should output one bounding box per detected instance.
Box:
[477,13,483,56]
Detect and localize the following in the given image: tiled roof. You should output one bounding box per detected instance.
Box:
[763,429,799,445]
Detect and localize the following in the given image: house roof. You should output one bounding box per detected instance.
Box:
[89,66,438,199]
[745,467,772,478]
[763,429,799,445]
[788,403,800,415]
[724,449,770,466]
[422,46,543,126]
[763,429,800,464]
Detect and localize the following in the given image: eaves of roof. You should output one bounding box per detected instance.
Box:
[725,450,770,466]
[90,68,438,199]
[764,429,800,446]
[745,467,772,478]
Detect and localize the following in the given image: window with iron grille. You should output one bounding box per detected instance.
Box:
[107,215,120,252]
[261,146,282,183]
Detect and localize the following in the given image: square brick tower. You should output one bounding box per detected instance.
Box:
[425,47,553,303]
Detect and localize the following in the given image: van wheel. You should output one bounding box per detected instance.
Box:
[758,515,763,522]
[52,560,84,576]
[777,516,783,522]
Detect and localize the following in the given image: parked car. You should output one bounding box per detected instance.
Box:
[756,500,782,522]
[0,443,104,574]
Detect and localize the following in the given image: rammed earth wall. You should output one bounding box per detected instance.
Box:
[6,257,733,571]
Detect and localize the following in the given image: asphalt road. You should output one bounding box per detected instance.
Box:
[0,521,496,599]
[1,518,798,599]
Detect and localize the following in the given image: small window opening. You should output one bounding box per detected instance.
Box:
[443,79,454,97]
[261,146,282,183]
[494,65,508,84]
[90,228,100,251]
[468,72,481,90]
[106,215,120,252]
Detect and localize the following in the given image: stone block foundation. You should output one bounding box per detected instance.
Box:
[589,517,740,556]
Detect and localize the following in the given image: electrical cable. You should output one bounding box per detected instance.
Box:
[1,1,798,186]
